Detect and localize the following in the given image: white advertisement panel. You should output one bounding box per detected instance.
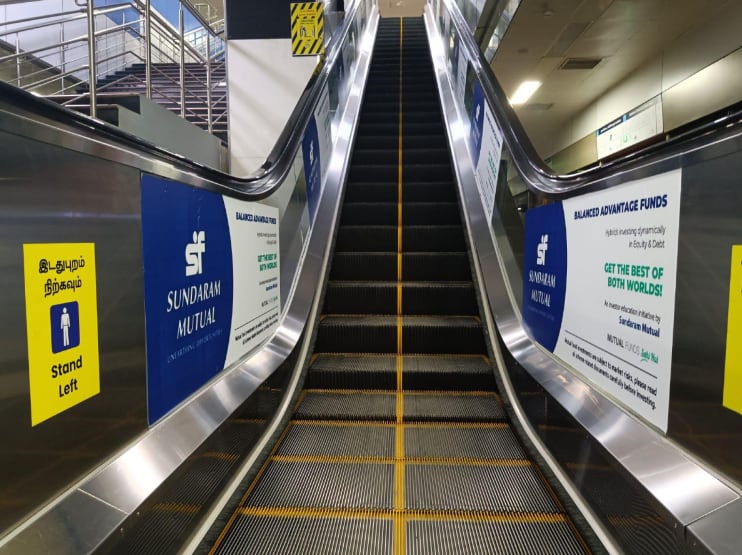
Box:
[522,170,682,431]
[468,82,504,221]
[224,199,281,365]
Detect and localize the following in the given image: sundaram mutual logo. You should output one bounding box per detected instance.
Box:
[185,231,206,276]
[536,234,549,266]
[166,230,221,340]
[528,234,555,308]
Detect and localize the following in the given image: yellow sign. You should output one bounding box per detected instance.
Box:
[291,2,324,56]
[23,243,100,426]
[723,245,742,415]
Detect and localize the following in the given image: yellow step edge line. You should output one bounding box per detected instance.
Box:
[303,388,397,395]
[268,454,530,467]
[404,421,510,429]
[290,419,397,428]
[404,511,567,524]
[238,506,393,520]
[235,506,567,525]
[301,388,499,397]
[313,353,490,363]
[394,18,406,555]
[271,455,395,464]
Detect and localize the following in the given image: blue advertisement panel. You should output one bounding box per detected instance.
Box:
[302,85,332,224]
[522,171,682,432]
[141,176,233,423]
[141,175,280,424]
[522,202,568,352]
[302,115,322,223]
[469,81,485,168]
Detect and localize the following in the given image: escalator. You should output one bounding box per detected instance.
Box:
[206,18,590,554]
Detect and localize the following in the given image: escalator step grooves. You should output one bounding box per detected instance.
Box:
[245,461,394,508]
[210,16,589,555]
[216,517,392,555]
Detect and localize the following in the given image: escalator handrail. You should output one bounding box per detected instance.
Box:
[0,0,363,200]
[443,0,742,196]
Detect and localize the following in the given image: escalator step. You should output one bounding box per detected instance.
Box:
[339,202,461,226]
[323,282,397,314]
[351,147,448,165]
[296,392,396,421]
[351,149,398,166]
[316,315,485,354]
[402,355,492,390]
[403,134,447,150]
[402,252,471,281]
[214,517,391,555]
[354,134,446,150]
[405,425,525,459]
[406,520,586,555]
[245,461,393,508]
[403,164,453,182]
[344,182,457,203]
[403,202,460,225]
[340,203,397,226]
[276,423,395,458]
[403,393,504,422]
[307,354,397,389]
[330,252,397,280]
[348,164,397,183]
[322,281,476,316]
[315,315,396,353]
[335,225,396,252]
[404,226,466,252]
[402,282,477,315]
[405,464,559,513]
[402,316,486,354]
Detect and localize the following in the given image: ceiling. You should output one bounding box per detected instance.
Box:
[491,0,734,157]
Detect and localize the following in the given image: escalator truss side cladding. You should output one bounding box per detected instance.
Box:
[210,18,590,555]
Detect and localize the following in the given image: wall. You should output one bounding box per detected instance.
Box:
[547,1,742,165]
[227,39,318,176]
[378,0,425,18]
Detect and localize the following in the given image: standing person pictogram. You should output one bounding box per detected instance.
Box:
[50,302,80,353]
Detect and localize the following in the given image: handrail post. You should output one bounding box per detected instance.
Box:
[145,0,152,99]
[86,0,97,118]
[179,4,185,117]
[206,33,212,133]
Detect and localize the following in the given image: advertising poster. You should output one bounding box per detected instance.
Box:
[141,175,280,424]
[522,170,682,431]
[302,85,332,223]
[468,81,504,222]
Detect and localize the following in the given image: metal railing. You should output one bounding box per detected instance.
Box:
[0,0,226,137]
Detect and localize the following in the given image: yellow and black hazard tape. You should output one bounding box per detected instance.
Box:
[290,2,324,56]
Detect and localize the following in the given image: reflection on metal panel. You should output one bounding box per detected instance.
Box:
[0,132,147,535]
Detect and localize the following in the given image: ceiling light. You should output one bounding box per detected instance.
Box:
[510,80,541,105]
